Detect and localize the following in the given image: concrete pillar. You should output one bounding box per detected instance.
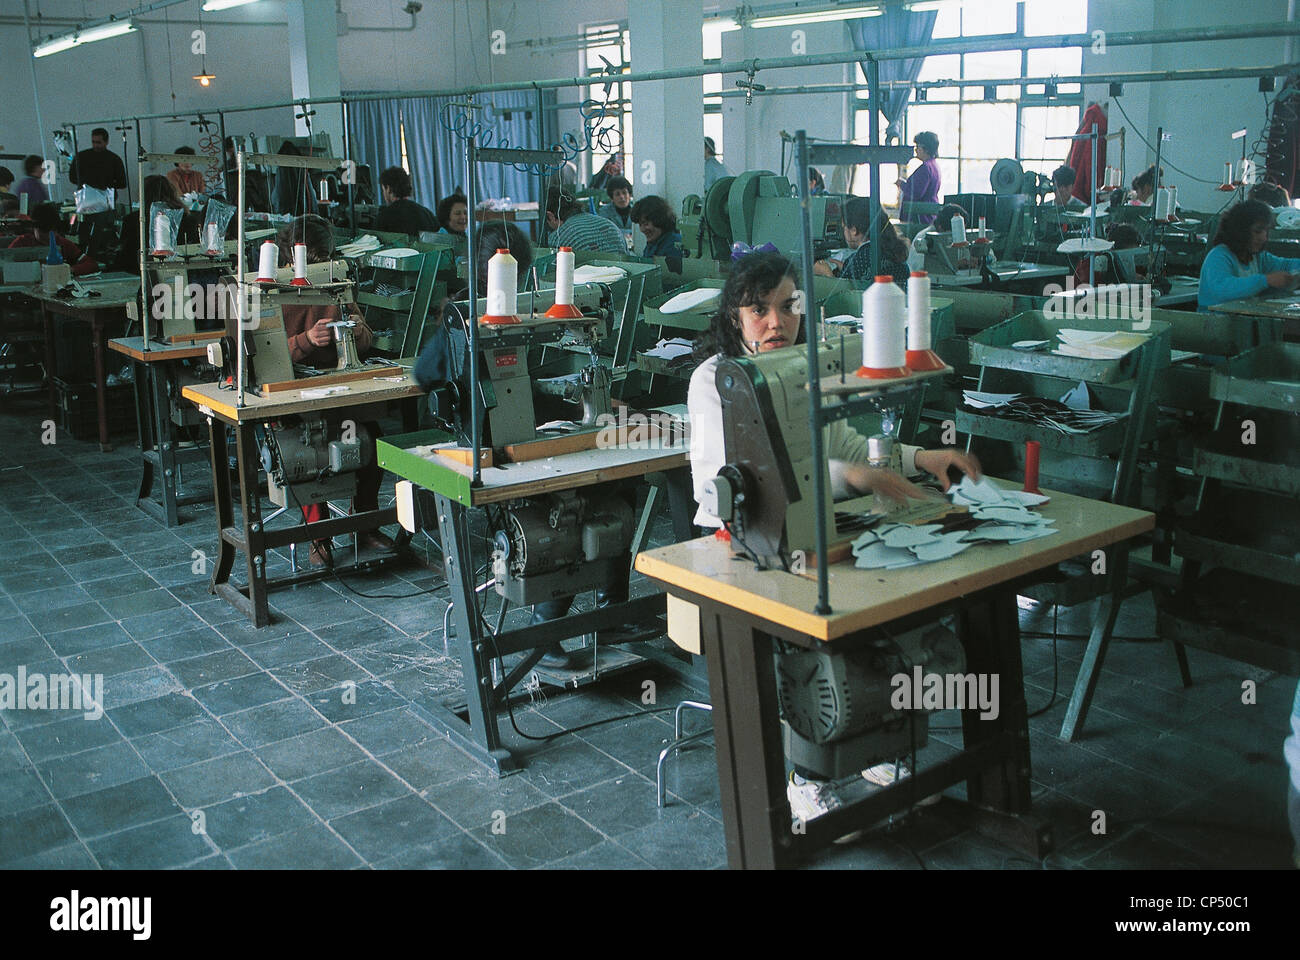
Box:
[286,0,344,152]
[629,0,704,209]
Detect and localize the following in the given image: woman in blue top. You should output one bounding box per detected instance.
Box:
[1198,200,1300,310]
[631,195,684,259]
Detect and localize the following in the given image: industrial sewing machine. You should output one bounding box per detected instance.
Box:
[699,171,846,260]
[425,281,615,447]
[698,336,964,778]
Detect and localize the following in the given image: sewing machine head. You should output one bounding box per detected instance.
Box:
[707,335,875,569]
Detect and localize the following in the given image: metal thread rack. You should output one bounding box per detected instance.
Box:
[792,126,932,616]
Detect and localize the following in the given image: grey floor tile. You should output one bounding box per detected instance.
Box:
[377,738,478,790]
[471,802,604,868]
[222,698,323,749]
[108,692,206,738]
[88,813,215,869]
[79,572,162,602]
[60,775,183,838]
[374,832,509,870]
[272,654,373,695]
[225,824,364,869]
[308,680,405,723]
[292,760,411,820]
[0,635,57,671]
[28,601,112,636]
[241,633,331,670]
[131,718,243,772]
[12,714,123,763]
[559,773,686,838]
[516,738,635,800]
[38,741,150,800]
[101,666,185,709]
[1,841,98,869]
[42,622,134,657]
[191,672,291,716]
[120,607,207,643]
[160,751,277,808]
[338,708,436,755]
[100,589,183,621]
[254,727,369,781]
[200,786,319,849]
[547,839,654,870]
[329,794,458,862]
[617,810,727,870]
[0,765,54,817]
[0,803,77,866]
[64,642,157,678]
[169,649,260,689]
[139,629,232,663]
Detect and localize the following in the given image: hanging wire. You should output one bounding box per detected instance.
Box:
[1111,97,1219,185]
[437,59,626,175]
[1249,83,1300,184]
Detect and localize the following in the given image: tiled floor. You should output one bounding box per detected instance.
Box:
[0,403,1294,870]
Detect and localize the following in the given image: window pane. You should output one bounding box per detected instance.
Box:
[959,102,1017,158]
[961,1,1017,36]
[1027,47,1081,80]
[905,104,960,162]
[963,50,1022,81]
[997,84,1021,100]
[959,158,998,193]
[1019,105,1082,164]
[935,158,959,197]
[918,53,961,102]
[931,3,960,39]
[1024,0,1086,36]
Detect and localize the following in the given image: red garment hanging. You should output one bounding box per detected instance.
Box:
[1069,103,1108,204]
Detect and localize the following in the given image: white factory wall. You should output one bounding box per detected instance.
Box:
[1085,0,1295,213]
[2,0,1296,209]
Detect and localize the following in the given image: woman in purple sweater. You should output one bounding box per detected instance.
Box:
[897,131,941,225]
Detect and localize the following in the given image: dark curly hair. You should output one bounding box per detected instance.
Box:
[1211,200,1274,265]
[277,213,335,264]
[436,193,467,231]
[694,252,800,360]
[630,195,676,234]
[844,196,908,264]
[379,165,413,199]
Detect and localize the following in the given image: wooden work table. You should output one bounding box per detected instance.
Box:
[635,481,1153,869]
[181,367,423,421]
[636,485,1152,643]
[28,275,141,451]
[181,369,423,626]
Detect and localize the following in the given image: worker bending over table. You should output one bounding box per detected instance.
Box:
[1197,199,1300,310]
[687,250,981,823]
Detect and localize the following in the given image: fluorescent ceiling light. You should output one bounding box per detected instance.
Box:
[904,1,952,10]
[750,4,883,27]
[33,19,135,58]
[202,0,261,10]
[704,18,742,32]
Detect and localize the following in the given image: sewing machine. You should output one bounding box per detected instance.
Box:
[695,335,963,778]
[701,170,846,260]
[425,282,614,448]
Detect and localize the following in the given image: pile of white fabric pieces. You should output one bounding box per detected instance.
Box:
[961,381,1125,435]
[851,476,1055,570]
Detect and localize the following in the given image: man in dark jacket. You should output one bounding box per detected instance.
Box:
[68,127,128,256]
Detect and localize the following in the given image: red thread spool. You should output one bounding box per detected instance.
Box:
[1023,440,1041,495]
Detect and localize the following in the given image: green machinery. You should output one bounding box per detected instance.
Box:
[695,170,847,261]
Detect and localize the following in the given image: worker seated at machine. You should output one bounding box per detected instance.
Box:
[8,203,98,276]
[688,251,981,823]
[544,183,628,255]
[1248,181,1293,210]
[599,174,635,243]
[630,195,685,262]
[1127,165,1161,205]
[813,196,910,286]
[114,175,202,273]
[1198,199,1300,310]
[906,203,968,272]
[275,214,391,566]
[1050,165,1087,210]
[414,221,629,669]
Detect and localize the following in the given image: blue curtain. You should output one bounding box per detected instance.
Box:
[847,9,938,142]
[397,97,441,210]
[346,97,403,197]
[418,91,550,205]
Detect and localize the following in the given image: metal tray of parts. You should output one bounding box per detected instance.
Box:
[1208,342,1300,413]
[969,310,1170,384]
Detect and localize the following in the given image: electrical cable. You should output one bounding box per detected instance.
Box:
[1111,97,1220,185]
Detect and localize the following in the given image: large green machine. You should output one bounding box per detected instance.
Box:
[694,170,847,260]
